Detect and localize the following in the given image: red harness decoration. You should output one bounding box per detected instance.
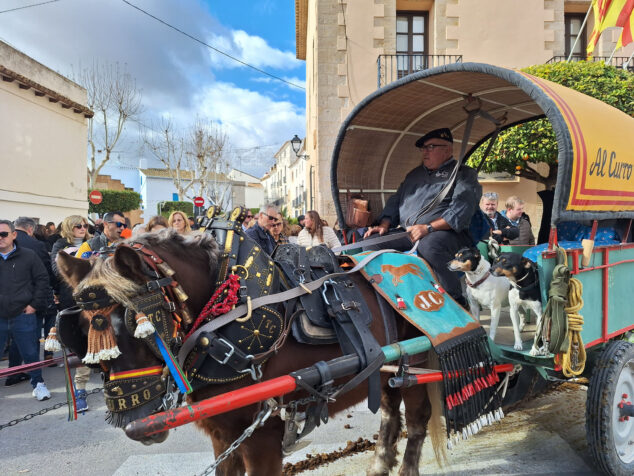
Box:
[186,274,241,339]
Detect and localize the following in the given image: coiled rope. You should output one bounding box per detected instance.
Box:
[560,276,586,377]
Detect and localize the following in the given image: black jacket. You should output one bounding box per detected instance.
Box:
[51,237,81,309]
[245,223,276,256]
[15,229,56,290]
[487,212,519,244]
[0,244,49,318]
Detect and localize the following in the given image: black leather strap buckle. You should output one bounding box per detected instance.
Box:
[147,277,173,292]
[210,337,235,365]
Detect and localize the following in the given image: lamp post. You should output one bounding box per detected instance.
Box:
[290,135,313,211]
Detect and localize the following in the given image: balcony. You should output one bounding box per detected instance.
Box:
[377,54,463,88]
[546,55,633,72]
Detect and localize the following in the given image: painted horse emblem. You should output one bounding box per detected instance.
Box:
[380,263,425,285]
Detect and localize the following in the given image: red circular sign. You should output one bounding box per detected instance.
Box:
[193,197,204,207]
[89,190,103,205]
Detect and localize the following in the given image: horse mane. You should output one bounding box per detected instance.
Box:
[75,229,220,310]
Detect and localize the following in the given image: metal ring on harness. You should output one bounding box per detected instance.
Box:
[235,296,252,323]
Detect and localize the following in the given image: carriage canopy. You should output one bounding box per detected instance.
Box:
[331,62,634,227]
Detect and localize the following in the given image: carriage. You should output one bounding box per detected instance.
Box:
[54,63,633,475]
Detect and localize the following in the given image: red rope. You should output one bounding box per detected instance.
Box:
[185,274,241,339]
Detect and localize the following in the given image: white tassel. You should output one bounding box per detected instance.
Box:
[134,313,156,339]
[44,327,62,352]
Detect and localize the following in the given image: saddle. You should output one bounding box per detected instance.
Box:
[273,244,372,345]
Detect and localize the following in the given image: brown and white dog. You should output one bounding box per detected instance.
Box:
[491,252,544,355]
[447,247,520,348]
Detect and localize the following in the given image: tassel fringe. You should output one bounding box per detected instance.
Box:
[45,327,62,352]
[83,308,121,364]
[134,312,156,339]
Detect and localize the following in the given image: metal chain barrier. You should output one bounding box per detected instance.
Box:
[197,401,275,476]
[0,387,103,430]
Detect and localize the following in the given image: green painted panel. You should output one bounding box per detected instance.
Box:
[606,248,634,335]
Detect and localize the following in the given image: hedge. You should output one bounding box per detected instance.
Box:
[159,201,194,218]
[88,189,141,215]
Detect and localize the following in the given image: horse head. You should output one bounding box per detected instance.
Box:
[56,230,219,445]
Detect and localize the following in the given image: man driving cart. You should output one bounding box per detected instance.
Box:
[364,128,482,308]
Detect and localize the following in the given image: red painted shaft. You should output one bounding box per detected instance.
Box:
[414,363,514,384]
[125,375,297,439]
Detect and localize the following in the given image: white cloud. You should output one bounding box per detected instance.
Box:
[252,76,306,90]
[207,29,302,71]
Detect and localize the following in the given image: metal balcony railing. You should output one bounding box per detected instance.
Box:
[377,54,463,88]
[546,55,633,72]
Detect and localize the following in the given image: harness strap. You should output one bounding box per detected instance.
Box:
[178,248,395,365]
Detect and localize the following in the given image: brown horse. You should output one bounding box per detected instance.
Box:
[56,230,444,475]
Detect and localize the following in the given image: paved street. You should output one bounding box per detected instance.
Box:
[1,358,598,476]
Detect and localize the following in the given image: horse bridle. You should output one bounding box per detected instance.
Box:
[70,245,191,419]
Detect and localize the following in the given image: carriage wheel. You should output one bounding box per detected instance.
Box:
[586,340,634,476]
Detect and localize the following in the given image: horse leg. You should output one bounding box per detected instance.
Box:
[239,421,284,476]
[398,384,432,476]
[209,433,246,476]
[368,385,403,476]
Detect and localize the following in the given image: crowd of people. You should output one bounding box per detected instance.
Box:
[0,209,225,409]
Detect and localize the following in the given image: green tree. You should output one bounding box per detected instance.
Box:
[467,62,634,189]
[88,189,141,215]
[158,201,194,219]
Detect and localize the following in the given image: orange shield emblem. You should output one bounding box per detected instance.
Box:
[413,290,444,311]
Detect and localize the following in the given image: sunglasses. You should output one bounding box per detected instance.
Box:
[74,224,89,230]
[420,144,448,151]
[245,215,253,219]
[271,222,282,227]
[265,214,278,220]
[0,231,10,238]
[107,221,127,228]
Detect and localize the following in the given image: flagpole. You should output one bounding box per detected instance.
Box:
[624,49,634,70]
[607,41,620,63]
[567,1,595,62]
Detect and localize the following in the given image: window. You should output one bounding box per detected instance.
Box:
[565,13,587,58]
[396,12,428,78]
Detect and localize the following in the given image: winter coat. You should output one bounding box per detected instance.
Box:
[0,244,49,318]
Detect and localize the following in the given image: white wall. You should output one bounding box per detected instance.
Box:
[0,41,88,224]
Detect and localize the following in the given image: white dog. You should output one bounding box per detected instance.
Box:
[448,247,524,350]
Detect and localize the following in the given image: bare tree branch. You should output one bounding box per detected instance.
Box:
[77,62,142,189]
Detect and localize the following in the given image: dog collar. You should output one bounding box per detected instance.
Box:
[467,271,490,288]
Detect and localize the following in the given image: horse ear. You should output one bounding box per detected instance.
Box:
[113,246,147,283]
[56,252,92,289]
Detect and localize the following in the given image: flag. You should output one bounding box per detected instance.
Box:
[587,0,634,56]
[616,6,634,49]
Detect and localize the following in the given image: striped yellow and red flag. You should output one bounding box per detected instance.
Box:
[616,5,634,48]
[587,0,634,56]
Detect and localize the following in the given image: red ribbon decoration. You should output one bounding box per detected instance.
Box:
[186,274,242,339]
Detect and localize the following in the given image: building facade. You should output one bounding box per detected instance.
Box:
[0,41,91,224]
[261,140,309,217]
[295,0,634,225]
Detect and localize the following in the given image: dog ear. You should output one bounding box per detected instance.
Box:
[56,252,92,289]
[113,246,148,284]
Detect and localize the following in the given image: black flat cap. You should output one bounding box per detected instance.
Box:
[415,128,453,148]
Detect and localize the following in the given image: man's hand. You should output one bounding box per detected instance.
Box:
[363,223,389,238]
[406,224,428,242]
[492,229,502,235]
[24,305,36,314]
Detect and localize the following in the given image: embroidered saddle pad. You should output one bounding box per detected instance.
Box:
[348,250,503,443]
[347,251,478,346]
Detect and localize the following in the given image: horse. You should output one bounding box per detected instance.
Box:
[56,229,444,475]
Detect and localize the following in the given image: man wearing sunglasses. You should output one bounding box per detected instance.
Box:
[0,219,51,400]
[75,211,126,258]
[363,128,482,308]
[245,205,278,255]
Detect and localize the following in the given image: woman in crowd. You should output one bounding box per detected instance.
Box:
[168,211,191,235]
[145,215,169,232]
[297,210,341,249]
[269,212,288,246]
[50,214,92,413]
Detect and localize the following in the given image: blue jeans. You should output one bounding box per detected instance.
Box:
[0,313,43,388]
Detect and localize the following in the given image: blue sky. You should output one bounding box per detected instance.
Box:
[0,0,306,177]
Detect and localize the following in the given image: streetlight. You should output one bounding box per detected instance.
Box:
[290,135,313,210]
